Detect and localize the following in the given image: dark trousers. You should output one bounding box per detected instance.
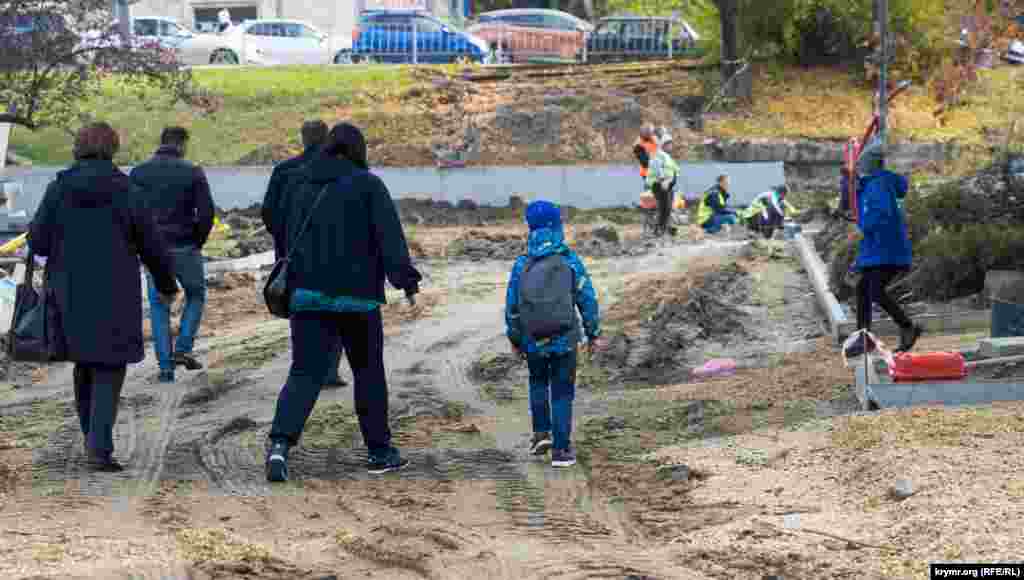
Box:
[652,182,673,233]
[73,363,128,458]
[526,349,577,451]
[269,309,391,453]
[752,206,784,238]
[856,266,912,332]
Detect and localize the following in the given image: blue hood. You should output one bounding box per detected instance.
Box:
[527,226,569,258]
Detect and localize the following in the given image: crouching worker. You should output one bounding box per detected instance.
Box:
[505,201,607,468]
[844,141,923,358]
[697,175,738,235]
[742,185,798,239]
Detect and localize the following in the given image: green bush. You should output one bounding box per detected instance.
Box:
[903,225,1024,301]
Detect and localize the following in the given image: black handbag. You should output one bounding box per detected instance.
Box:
[263,185,330,319]
[7,250,66,363]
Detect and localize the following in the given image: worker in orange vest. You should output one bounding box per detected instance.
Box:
[633,124,658,190]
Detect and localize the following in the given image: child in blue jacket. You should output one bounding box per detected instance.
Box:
[505,200,606,467]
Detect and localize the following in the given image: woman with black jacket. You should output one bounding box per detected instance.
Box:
[265,122,422,482]
[29,122,179,472]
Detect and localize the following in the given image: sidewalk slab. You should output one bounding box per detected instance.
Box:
[979,337,1024,359]
[867,381,1024,409]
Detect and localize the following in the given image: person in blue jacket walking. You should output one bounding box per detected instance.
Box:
[505,200,606,468]
[844,141,923,358]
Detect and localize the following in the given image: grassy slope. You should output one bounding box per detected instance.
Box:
[9,66,415,167]
[8,62,1022,167]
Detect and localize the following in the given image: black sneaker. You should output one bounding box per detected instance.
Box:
[86,453,125,472]
[896,324,923,353]
[844,334,877,359]
[266,440,289,483]
[174,352,204,371]
[367,447,409,475]
[551,447,577,468]
[529,432,553,456]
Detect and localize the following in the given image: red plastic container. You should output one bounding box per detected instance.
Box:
[889,351,968,382]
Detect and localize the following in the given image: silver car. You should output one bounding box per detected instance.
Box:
[174,19,352,66]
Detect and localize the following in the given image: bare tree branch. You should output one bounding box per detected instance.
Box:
[0,0,199,130]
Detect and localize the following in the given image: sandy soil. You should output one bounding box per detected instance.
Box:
[0,228,1020,580]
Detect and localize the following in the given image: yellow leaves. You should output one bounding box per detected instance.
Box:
[707,64,1019,143]
[831,406,1024,450]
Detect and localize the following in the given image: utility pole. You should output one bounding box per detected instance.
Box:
[877,0,889,156]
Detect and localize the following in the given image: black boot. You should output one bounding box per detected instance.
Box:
[897,324,923,353]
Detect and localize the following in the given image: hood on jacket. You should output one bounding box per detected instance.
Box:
[323,123,368,171]
[57,159,123,209]
[526,226,569,258]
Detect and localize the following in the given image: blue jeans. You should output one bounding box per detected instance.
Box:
[702,212,737,234]
[146,245,207,372]
[526,349,577,451]
[269,310,391,453]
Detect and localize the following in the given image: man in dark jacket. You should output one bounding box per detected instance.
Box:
[262,120,327,258]
[265,122,422,482]
[844,142,922,358]
[262,120,347,387]
[30,122,179,471]
[130,127,215,383]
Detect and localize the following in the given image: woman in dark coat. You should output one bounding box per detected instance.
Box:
[265,122,421,482]
[29,122,179,471]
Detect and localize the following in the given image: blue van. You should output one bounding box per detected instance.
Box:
[351,10,490,64]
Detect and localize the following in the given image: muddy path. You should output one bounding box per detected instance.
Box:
[0,236,825,579]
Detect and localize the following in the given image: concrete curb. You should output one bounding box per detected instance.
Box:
[794,233,849,345]
[205,251,275,274]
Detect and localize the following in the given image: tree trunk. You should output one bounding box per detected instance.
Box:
[581,0,594,20]
[715,0,751,101]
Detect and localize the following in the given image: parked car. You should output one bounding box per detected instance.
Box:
[582,16,702,63]
[348,10,490,64]
[80,17,193,55]
[0,11,72,55]
[174,19,352,66]
[466,9,592,63]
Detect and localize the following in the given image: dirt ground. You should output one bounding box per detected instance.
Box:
[1,223,1022,580]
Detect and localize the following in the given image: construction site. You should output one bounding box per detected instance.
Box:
[1,0,1024,576]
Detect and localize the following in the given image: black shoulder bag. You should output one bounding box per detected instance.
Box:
[263,184,330,319]
[7,248,67,363]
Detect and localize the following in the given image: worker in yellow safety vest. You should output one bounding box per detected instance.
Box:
[696,175,738,235]
[740,185,799,238]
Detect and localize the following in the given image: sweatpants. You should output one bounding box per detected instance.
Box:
[856,266,912,332]
[269,310,391,455]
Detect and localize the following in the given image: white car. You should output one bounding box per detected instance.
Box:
[174,19,352,66]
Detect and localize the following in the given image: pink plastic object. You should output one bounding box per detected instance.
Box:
[692,358,737,378]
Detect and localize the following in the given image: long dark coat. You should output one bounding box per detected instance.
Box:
[28,159,179,365]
